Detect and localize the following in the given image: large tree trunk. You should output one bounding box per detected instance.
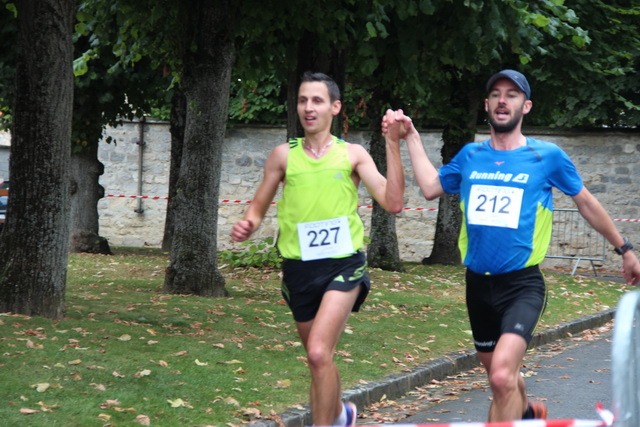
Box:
[423,74,480,265]
[161,88,187,252]
[0,0,76,319]
[367,132,403,271]
[164,1,233,297]
[366,96,403,271]
[69,143,111,254]
[360,65,403,271]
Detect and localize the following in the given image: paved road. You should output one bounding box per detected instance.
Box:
[361,323,613,424]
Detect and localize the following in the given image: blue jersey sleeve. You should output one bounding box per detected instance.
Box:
[439,150,464,194]
[544,145,584,196]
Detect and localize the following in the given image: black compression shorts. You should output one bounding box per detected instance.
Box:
[466,265,547,352]
[281,251,370,323]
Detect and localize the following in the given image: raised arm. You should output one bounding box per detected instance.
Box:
[382,109,444,201]
[350,136,405,214]
[230,144,287,242]
[572,187,640,285]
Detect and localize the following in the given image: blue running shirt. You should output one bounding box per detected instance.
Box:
[439,137,584,275]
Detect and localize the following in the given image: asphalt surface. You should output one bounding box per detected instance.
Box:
[249,304,617,427]
[361,322,614,424]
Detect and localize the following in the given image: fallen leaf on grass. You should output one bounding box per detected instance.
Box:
[19,408,39,415]
[100,399,121,408]
[195,359,208,366]
[217,359,243,364]
[118,334,132,342]
[36,401,59,412]
[134,369,152,378]
[275,379,291,388]
[26,340,44,349]
[167,398,192,408]
[135,414,151,425]
[224,397,240,406]
[241,407,262,419]
[32,383,50,393]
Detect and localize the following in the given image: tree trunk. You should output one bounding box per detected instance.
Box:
[0,0,76,319]
[164,1,232,297]
[286,66,304,139]
[69,143,111,254]
[423,74,481,265]
[423,192,462,265]
[161,88,187,252]
[366,111,403,272]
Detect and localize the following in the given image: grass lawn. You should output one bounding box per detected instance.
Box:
[0,247,630,426]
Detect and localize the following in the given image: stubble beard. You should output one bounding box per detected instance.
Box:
[488,115,520,133]
[488,107,523,134]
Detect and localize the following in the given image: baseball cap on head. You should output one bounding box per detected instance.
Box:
[486,69,531,99]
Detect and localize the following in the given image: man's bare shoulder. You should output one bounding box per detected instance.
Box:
[265,142,290,171]
[345,140,369,155]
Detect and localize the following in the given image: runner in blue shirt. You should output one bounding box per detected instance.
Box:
[383,69,640,423]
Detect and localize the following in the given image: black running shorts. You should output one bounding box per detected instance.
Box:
[281,251,370,322]
[466,265,547,353]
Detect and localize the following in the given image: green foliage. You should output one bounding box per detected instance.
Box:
[0,2,17,131]
[219,238,282,269]
[69,1,173,151]
[228,74,286,125]
[148,104,171,121]
[524,0,640,128]
[0,103,11,130]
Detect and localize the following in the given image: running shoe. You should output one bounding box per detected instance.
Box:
[344,401,357,426]
[530,402,548,419]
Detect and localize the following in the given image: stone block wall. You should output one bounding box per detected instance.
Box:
[0,131,9,180]
[96,122,640,272]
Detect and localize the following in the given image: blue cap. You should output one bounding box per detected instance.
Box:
[486,69,531,99]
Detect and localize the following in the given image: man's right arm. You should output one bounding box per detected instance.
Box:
[231,144,287,242]
[383,110,444,200]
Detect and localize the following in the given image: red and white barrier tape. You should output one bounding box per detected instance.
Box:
[105,194,639,220]
[355,404,613,427]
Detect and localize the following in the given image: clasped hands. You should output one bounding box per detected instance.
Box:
[381,109,415,141]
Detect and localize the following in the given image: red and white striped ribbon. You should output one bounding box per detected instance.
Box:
[104,194,638,220]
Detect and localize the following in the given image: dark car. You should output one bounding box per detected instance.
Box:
[0,180,8,231]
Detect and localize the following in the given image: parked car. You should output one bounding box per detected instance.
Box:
[0,180,8,232]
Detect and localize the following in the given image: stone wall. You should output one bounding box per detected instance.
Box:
[94,122,639,272]
[0,131,9,180]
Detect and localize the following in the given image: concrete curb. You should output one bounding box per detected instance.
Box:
[249,307,615,427]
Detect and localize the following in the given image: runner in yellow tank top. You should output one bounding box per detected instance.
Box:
[276,136,364,260]
[231,72,405,426]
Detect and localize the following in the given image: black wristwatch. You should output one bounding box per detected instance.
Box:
[614,237,634,255]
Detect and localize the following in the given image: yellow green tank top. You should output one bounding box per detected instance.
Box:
[276,136,364,260]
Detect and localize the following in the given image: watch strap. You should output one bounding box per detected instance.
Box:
[614,237,634,255]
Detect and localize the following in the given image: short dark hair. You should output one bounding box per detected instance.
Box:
[300,71,341,102]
